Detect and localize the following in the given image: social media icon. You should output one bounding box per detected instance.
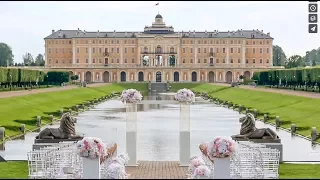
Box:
[309,4,318,12]
[309,14,318,22]
[309,24,318,33]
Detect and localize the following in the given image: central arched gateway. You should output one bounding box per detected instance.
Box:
[103,71,110,83]
[208,71,214,82]
[244,71,251,80]
[191,72,197,82]
[120,71,126,82]
[156,71,162,82]
[85,71,92,83]
[174,71,179,82]
[226,71,233,84]
[138,71,144,82]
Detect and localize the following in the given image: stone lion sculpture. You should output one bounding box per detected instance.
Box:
[35,112,83,140]
[232,113,279,140]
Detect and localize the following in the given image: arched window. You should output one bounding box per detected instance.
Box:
[144,46,148,53]
[170,47,174,53]
[157,45,161,53]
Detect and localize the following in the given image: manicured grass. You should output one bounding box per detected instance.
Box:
[0,161,319,179]
[0,83,148,137]
[170,83,320,140]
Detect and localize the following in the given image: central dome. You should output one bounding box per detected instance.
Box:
[155,14,163,18]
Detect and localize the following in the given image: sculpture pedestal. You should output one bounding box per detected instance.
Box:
[126,103,138,166]
[213,157,231,179]
[82,157,100,179]
[33,139,79,150]
[231,137,283,162]
[179,103,190,166]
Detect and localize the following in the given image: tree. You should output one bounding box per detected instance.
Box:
[0,43,14,67]
[273,45,287,66]
[22,53,34,66]
[34,54,45,66]
[284,55,305,69]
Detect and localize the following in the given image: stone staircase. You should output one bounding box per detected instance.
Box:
[150,82,169,92]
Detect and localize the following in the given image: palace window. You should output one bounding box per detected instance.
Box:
[253,48,255,53]
[132,58,135,63]
[267,41,269,44]
[124,58,127,63]
[238,40,241,44]
[223,40,225,44]
[86,40,88,44]
[55,48,58,53]
[190,59,193,63]
[222,48,225,53]
[99,58,101,63]
[238,58,241,63]
[230,48,233,53]
[170,47,174,53]
[117,40,119,44]
[230,59,233,63]
[260,41,262,44]
[210,40,213,44]
[132,40,135,44]
[77,48,80,53]
[198,59,201,63]
[86,48,88,53]
[93,48,95,53]
[246,59,248,63]
[190,40,193,44]
[111,48,114,53]
[117,59,119,63]
[183,59,185,63]
[223,59,225,63]
[198,48,201,53]
[182,40,185,44]
[216,48,219,53]
[204,40,207,44]
[111,59,114,63]
[105,48,108,52]
[76,59,79,63]
[99,48,102,53]
[99,40,102,44]
[111,40,114,44]
[266,59,269,63]
[267,48,269,53]
[156,46,161,53]
[93,40,95,44]
[238,48,241,53]
[69,59,72,63]
[260,48,262,53]
[49,48,51,53]
[117,48,119,53]
[198,40,201,44]
[144,47,148,53]
[231,40,233,44]
[253,41,255,45]
[216,59,219,63]
[204,59,207,63]
[253,59,256,63]
[56,59,58,63]
[204,48,206,53]
[105,40,108,43]
[210,48,213,53]
[62,41,65,44]
[190,48,193,53]
[216,40,219,44]
[124,40,127,43]
[93,59,96,63]
[132,48,135,53]
[183,48,185,53]
[125,48,127,53]
[86,59,88,63]
[70,48,72,53]
[48,59,51,64]
[260,59,263,63]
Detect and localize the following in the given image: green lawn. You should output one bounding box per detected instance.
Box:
[170,83,320,140]
[0,161,319,179]
[0,83,148,137]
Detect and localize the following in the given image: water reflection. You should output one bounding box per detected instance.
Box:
[1,93,320,162]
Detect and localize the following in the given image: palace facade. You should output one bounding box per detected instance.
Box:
[44,14,278,83]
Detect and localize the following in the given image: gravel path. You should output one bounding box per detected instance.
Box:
[211,83,320,99]
[0,83,109,99]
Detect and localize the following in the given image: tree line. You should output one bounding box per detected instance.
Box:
[0,42,45,67]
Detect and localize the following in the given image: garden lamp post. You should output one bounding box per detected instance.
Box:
[9,74,12,91]
[269,75,271,86]
[293,76,296,90]
[46,75,49,87]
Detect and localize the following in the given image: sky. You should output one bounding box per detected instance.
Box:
[0,1,319,63]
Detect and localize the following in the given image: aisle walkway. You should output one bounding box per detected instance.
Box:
[211,83,320,99]
[0,83,109,99]
[126,161,188,179]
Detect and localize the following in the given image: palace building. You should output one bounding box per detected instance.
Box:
[44,14,277,83]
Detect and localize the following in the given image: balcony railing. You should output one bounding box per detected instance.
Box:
[141,51,177,54]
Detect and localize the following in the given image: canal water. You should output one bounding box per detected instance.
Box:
[1,93,320,162]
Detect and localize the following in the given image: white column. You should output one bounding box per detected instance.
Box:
[82,72,85,81]
[198,70,201,82]
[179,103,190,166]
[126,103,138,166]
[100,72,103,82]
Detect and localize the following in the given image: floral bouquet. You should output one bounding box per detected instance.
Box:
[207,137,236,159]
[120,89,143,104]
[188,156,206,175]
[174,88,195,103]
[190,165,211,179]
[76,137,107,159]
[105,162,129,179]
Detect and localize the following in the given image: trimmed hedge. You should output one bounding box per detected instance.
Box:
[253,67,320,85]
[0,68,45,83]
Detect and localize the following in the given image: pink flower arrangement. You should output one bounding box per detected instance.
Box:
[188,156,206,175]
[120,89,143,104]
[207,137,236,159]
[175,88,195,103]
[192,165,211,179]
[76,137,107,159]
